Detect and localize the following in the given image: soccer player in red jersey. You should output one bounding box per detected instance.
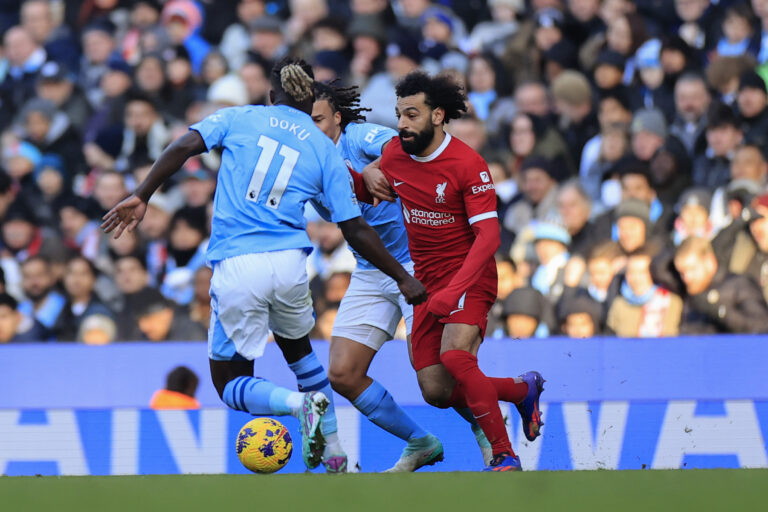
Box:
[350,71,546,471]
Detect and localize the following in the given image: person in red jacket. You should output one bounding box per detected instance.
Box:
[351,71,545,471]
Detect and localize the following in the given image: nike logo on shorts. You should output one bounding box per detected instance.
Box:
[393,180,405,186]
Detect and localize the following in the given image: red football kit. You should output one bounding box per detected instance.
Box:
[350,131,529,459]
[352,133,500,370]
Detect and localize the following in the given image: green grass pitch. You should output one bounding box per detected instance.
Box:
[2,470,766,512]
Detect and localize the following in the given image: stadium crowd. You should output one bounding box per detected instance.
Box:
[0,0,768,344]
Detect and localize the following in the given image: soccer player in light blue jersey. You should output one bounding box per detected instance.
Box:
[310,82,492,471]
[102,59,426,473]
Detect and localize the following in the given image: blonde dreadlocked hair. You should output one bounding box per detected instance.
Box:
[275,60,314,102]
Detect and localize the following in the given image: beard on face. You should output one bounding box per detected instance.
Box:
[399,122,435,155]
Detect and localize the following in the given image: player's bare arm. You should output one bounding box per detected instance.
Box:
[101,131,206,238]
[338,216,426,305]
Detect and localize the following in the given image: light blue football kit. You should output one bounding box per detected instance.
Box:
[190,104,360,446]
[317,122,430,448]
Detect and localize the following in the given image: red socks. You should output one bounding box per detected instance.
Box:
[448,377,529,407]
[440,350,514,456]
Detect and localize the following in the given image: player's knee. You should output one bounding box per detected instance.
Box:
[418,379,452,408]
[328,363,363,398]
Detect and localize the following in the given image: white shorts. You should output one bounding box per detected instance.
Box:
[331,262,414,351]
[208,250,314,361]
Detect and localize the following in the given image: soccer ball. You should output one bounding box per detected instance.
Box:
[236,418,293,474]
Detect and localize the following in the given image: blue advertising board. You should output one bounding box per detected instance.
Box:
[1,337,766,475]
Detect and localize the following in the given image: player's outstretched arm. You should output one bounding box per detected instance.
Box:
[101,131,206,238]
[339,216,427,305]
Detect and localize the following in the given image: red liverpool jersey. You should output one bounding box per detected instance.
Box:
[380,133,499,287]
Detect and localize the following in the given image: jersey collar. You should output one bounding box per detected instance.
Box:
[409,132,451,163]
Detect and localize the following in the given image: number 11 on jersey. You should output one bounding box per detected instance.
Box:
[247,135,300,209]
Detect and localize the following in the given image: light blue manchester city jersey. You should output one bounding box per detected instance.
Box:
[191,105,361,264]
[337,123,410,270]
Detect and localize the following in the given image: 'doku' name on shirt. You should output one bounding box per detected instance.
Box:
[269,116,311,141]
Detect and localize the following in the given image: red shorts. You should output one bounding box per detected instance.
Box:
[411,282,496,371]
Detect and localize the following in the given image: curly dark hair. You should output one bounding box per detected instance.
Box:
[395,71,467,124]
[313,80,371,129]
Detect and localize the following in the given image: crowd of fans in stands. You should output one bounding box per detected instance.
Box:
[1,0,768,344]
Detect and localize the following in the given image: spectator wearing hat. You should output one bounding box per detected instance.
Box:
[310,17,349,55]
[360,29,421,128]
[648,137,694,212]
[161,206,208,306]
[692,100,743,189]
[312,50,349,83]
[501,286,554,338]
[551,70,599,167]
[53,255,114,342]
[711,192,768,304]
[542,39,579,84]
[630,39,676,117]
[35,154,68,227]
[161,0,211,75]
[531,221,571,302]
[35,61,93,133]
[0,28,37,127]
[347,14,387,87]
[207,73,249,107]
[630,107,677,163]
[0,291,45,343]
[115,91,170,173]
[737,69,768,147]
[78,20,121,109]
[672,188,713,246]
[614,198,652,256]
[248,16,288,64]
[665,236,768,334]
[220,0,268,70]
[558,289,603,338]
[606,244,683,337]
[669,73,710,156]
[593,50,626,97]
[502,157,562,243]
[19,97,86,178]
[419,5,468,75]
[134,286,206,341]
[3,139,43,201]
[467,0,521,58]
[18,255,66,340]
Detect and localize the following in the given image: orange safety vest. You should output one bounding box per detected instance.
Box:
[149,389,201,410]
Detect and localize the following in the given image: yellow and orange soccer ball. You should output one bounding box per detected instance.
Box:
[236,418,293,473]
